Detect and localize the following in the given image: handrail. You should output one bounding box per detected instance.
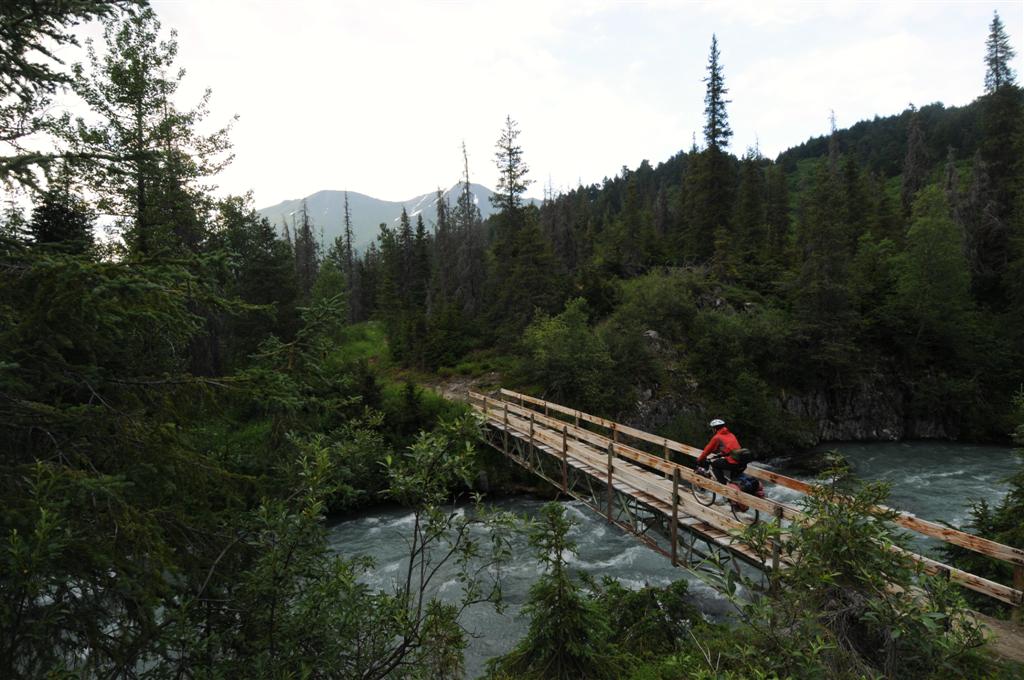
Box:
[491,388,1024,569]
[475,394,799,520]
[471,389,1024,607]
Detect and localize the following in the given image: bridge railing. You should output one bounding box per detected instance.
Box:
[469,388,1024,611]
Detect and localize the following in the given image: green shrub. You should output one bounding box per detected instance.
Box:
[705,471,991,679]
[521,298,615,412]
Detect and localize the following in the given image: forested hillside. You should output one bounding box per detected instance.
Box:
[343,25,1024,453]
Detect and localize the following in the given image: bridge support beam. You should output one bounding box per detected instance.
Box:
[671,468,679,566]
[1015,566,1024,624]
[606,442,613,523]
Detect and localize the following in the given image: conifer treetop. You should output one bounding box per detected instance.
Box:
[985,10,1017,93]
[703,34,732,152]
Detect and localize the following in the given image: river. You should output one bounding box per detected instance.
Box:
[326,441,1020,678]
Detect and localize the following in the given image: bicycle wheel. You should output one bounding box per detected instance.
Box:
[730,503,760,524]
[690,472,717,507]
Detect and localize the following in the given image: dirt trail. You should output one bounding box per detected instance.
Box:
[424,372,501,404]
[975,612,1024,664]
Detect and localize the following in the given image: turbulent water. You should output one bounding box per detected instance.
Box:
[802,441,1020,527]
[327,441,1019,678]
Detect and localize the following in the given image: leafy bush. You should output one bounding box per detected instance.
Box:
[521,298,615,412]
[707,471,990,679]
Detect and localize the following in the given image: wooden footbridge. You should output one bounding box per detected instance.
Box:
[469,388,1024,615]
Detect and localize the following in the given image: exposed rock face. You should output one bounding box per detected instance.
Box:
[627,392,694,434]
[618,328,959,449]
[623,379,957,452]
[779,383,957,443]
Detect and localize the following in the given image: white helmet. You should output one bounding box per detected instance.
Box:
[709,419,726,428]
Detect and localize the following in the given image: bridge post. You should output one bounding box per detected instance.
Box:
[771,505,784,589]
[606,441,614,523]
[529,411,535,445]
[502,404,509,455]
[671,468,679,566]
[663,439,670,465]
[1015,565,1024,624]
[561,426,568,493]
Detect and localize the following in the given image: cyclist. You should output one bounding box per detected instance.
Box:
[697,419,746,485]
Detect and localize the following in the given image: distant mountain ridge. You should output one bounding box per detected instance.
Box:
[257,184,538,252]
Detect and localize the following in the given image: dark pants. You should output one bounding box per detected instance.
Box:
[711,458,747,485]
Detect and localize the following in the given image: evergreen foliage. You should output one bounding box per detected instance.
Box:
[492,115,532,214]
[984,11,1017,93]
[26,168,95,254]
[486,503,626,680]
[0,0,142,187]
[702,34,732,152]
[1,6,516,677]
[350,18,1021,447]
[331,19,1019,448]
[71,6,233,256]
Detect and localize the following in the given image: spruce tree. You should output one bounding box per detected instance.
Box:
[431,188,454,306]
[491,115,532,214]
[343,191,354,276]
[702,34,732,152]
[764,164,791,264]
[486,503,623,680]
[411,213,431,310]
[72,7,232,255]
[733,149,767,271]
[900,107,928,216]
[27,171,95,254]
[0,1,139,188]
[984,11,1017,93]
[486,119,564,339]
[792,160,858,369]
[294,199,320,300]
[682,144,736,263]
[978,11,1024,235]
[896,186,975,352]
[962,153,1007,303]
[682,36,737,264]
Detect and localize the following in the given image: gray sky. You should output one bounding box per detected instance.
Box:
[66,0,1024,206]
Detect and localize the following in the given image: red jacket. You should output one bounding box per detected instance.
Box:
[698,427,741,464]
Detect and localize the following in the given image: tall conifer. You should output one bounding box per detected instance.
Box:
[900,107,928,216]
[702,35,732,152]
[294,200,320,300]
[492,115,532,214]
[984,11,1017,93]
